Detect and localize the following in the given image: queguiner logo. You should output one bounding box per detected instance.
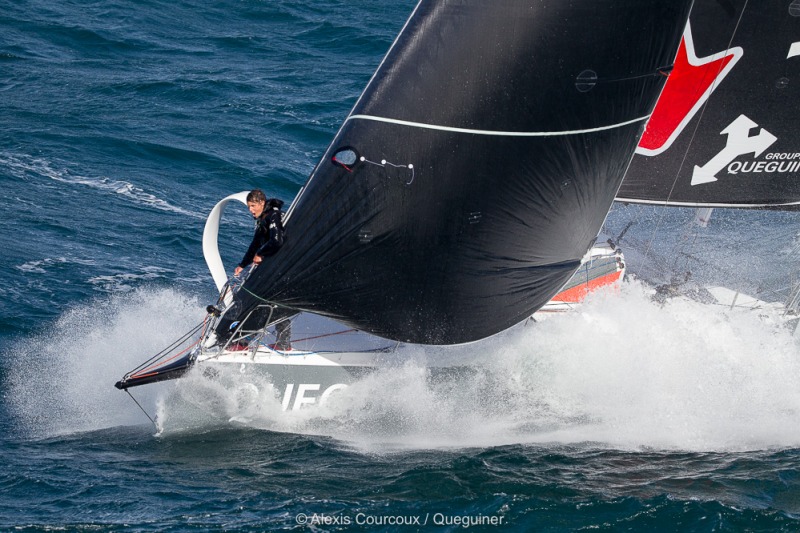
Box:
[691,115,777,186]
[689,36,800,187]
[281,383,347,411]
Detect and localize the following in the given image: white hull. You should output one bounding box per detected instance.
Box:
[198,348,381,411]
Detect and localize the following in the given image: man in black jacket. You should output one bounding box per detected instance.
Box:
[229,189,292,350]
[234,189,285,277]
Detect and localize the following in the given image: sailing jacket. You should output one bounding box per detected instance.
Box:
[238,199,285,268]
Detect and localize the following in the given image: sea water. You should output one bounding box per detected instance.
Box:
[2,0,799,530]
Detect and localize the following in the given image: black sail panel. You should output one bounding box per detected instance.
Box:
[619,0,800,209]
[229,0,692,344]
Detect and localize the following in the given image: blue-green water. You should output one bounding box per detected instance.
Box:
[2,1,800,530]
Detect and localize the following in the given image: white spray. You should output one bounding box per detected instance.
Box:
[7,283,799,452]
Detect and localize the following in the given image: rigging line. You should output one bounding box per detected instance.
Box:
[241,286,275,304]
[360,157,415,185]
[130,340,199,379]
[347,114,650,137]
[671,218,702,274]
[125,389,158,431]
[597,68,674,84]
[238,287,297,316]
[640,6,749,272]
[124,321,204,376]
[289,329,358,344]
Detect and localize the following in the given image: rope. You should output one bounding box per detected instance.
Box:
[122,320,205,379]
[290,329,358,344]
[241,286,275,304]
[130,339,199,379]
[125,389,157,431]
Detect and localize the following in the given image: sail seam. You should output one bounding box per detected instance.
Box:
[347,114,649,137]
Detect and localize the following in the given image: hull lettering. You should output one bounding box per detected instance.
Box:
[281,383,349,411]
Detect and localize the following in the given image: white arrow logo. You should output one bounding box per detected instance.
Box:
[691,114,777,185]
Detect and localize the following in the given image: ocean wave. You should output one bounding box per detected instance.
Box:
[0,51,25,61]
[16,257,97,275]
[88,266,174,292]
[0,152,198,217]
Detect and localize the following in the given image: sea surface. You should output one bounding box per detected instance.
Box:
[2,0,800,531]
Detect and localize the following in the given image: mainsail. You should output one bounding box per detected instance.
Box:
[619,0,800,209]
[222,0,693,344]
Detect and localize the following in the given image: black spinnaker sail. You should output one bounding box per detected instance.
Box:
[619,0,800,209]
[221,0,693,345]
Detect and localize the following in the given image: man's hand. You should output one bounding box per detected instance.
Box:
[234,266,243,276]
[253,254,263,264]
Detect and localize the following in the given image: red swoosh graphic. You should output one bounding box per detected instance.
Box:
[637,22,742,156]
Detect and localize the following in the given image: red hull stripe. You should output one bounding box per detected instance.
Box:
[552,270,623,303]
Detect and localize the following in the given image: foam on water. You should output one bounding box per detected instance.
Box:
[6,283,799,452]
[87,266,174,292]
[158,282,800,452]
[16,257,98,275]
[4,288,204,438]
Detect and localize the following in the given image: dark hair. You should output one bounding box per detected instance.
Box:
[246,189,267,204]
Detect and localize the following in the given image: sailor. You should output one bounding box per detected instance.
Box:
[235,189,285,277]
[232,189,292,350]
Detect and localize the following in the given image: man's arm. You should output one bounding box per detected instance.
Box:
[237,235,260,271]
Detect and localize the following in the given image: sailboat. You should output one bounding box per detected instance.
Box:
[115,0,694,404]
[611,0,800,329]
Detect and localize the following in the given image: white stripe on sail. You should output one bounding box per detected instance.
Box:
[346,114,649,137]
